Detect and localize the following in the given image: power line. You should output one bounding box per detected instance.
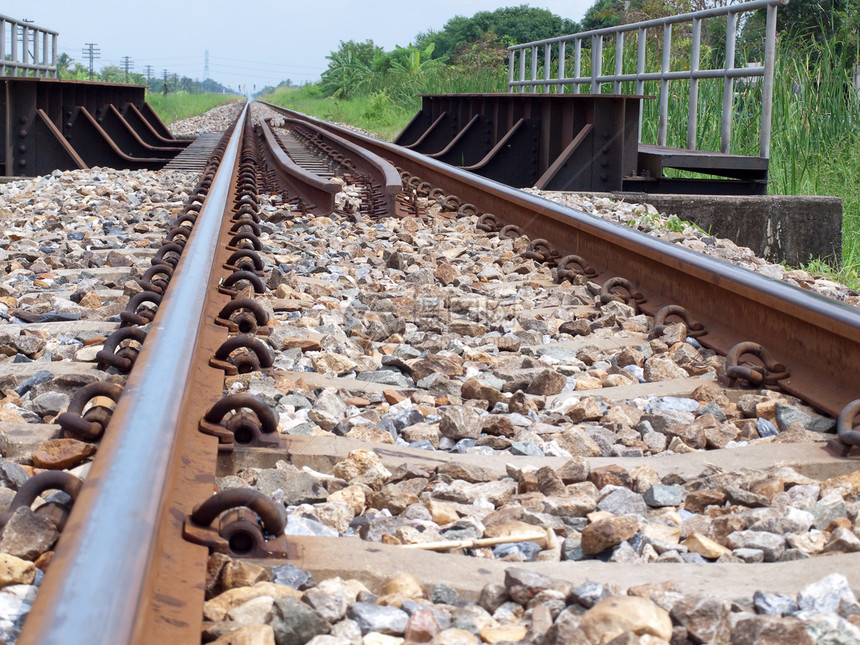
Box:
[120,56,134,83]
[82,43,100,80]
[209,55,323,71]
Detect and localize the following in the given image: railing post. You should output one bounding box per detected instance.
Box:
[518,48,526,94]
[658,23,672,146]
[508,49,515,91]
[637,28,646,143]
[52,33,58,77]
[544,43,551,94]
[21,25,28,74]
[614,32,624,94]
[591,34,603,94]
[574,38,582,94]
[10,22,17,76]
[759,2,778,158]
[721,10,738,153]
[33,29,40,78]
[558,40,566,94]
[0,21,6,77]
[43,31,50,77]
[530,45,538,92]
[688,18,702,150]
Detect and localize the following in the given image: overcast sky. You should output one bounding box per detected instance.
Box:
[2,1,593,91]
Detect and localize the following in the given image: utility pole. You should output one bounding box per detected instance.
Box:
[82,43,100,81]
[120,56,134,83]
[204,49,209,80]
[144,65,154,86]
[162,68,169,95]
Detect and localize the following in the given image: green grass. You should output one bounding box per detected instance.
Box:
[262,86,413,140]
[262,65,507,140]
[146,91,242,125]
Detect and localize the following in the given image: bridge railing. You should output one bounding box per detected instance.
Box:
[507,0,788,158]
[0,15,58,78]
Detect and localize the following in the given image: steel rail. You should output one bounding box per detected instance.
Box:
[268,103,860,420]
[259,117,340,212]
[283,116,402,196]
[19,103,250,645]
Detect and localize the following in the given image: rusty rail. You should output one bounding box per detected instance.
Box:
[266,102,860,419]
[18,103,250,645]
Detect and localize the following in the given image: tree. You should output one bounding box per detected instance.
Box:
[320,40,381,98]
[56,52,73,76]
[580,0,626,31]
[416,6,579,59]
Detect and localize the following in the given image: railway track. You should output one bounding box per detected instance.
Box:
[0,100,859,644]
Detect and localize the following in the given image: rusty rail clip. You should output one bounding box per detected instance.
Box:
[119,291,162,327]
[653,304,706,338]
[209,335,275,375]
[836,399,860,447]
[199,394,280,452]
[499,224,524,239]
[223,249,265,275]
[599,277,646,311]
[218,270,265,296]
[227,231,262,251]
[215,298,270,336]
[524,238,560,266]
[57,381,124,440]
[96,326,147,373]
[725,341,790,388]
[555,254,598,283]
[475,213,500,232]
[0,471,82,532]
[183,489,290,557]
[137,263,174,294]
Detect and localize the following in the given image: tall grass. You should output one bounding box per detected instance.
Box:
[146,91,242,125]
[262,86,413,140]
[264,65,507,139]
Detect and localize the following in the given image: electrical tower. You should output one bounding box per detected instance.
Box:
[120,56,134,83]
[82,43,100,80]
[204,49,209,80]
[144,65,154,85]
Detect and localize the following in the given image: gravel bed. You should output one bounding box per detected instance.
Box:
[168,100,246,137]
[234,449,860,566]
[0,168,196,430]
[0,103,856,644]
[202,555,860,644]
[222,206,834,461]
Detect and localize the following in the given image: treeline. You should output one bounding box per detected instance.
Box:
[56,53,231,94]
[294,0,859,108]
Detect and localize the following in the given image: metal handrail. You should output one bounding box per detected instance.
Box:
[0,14,58,78]
[507,0,788,158]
